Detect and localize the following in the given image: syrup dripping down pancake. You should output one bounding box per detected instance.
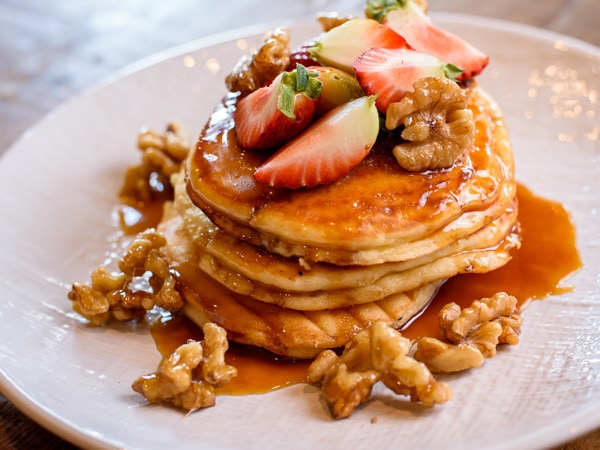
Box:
[158,206,444,359]
[156,82,520,358]
[171,172,519,311]
[186,83,516,266]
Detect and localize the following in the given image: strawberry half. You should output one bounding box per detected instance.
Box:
[234,64,322,150]
[354,47,461,113]
[254,96,379,189]
[310,17,410,73]
[366,0,489,80]
[286,38,322,72]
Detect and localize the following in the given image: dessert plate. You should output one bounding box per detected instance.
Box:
[1,13,599,450]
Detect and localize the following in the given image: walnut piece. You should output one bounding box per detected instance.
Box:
[121,122,191,207]
[137,122,190,164]
[225,27,291,96]
[316,12,353,31]
[440,292,522,346]
[308,322,451,419]
[385,76,474,172]
[132,323,238,412]
[68,229,184,325]
[413,292,523,373]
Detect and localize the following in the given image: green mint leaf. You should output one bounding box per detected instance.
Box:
[290,64,322,99]
[277,64,322,118]
[295,63,310,91]
[443,63,464,80]
[278,82,296,119]
[366,0,406,22]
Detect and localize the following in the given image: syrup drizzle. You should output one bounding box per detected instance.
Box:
[147,184,581,395]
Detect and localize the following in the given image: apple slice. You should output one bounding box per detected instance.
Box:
[310,18,409,73]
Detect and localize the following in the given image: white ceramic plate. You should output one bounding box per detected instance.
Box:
[1,14,599,450]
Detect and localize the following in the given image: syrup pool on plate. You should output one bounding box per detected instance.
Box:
[146,183,581,395]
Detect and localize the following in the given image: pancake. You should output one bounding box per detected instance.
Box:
[156,45,520,358]
[158,206,444,359]
[171,171,519,311]
[186,83,515,265]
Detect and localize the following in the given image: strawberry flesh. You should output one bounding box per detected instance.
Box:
[234,64,322,150]
[310,17,410,73]
[287,38,322,71]
[367,0,489,80]
[254,96,380,189]
[354,47,461,113]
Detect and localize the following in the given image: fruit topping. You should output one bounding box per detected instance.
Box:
[310,17,410,73]
[226,27,291,96]
[354,47,462,113]
[287,38,321,72]
[385,76,474,172]
[254,96,379,188]
[310,66,365,115]
[234,64,322,150]
[366,0,489,80]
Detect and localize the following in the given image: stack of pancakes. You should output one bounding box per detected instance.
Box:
[158,83,520,359]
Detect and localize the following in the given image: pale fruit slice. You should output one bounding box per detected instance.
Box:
[254,95,379,189]
[310,66,365,115]
[309,17,409,73]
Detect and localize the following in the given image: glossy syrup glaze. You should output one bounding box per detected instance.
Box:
[150,184,581,394]
[186,85,515,250]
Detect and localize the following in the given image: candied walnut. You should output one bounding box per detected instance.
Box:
[121,122,191,207]
[439,292,521,345]
[132,323,237,412]
[137,122,190,164]
[308,322,451,419]
[308,335,380,419]
[413,292,523,373]
[225,27,291,96]
[200,322,238,387]
[316,12,353,31]
[385,76,474,172]
[68,229,184,324]
[411,337,485,374]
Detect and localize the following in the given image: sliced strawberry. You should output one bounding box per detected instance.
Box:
[286,38,322,71]
[254,96,379,189]
[310,17,410,73]
[366,0,489,80]
[354,47,461,113]
[234,64,322,150]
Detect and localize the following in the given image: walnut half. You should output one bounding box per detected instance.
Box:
[225,27,291,96]
[385,76,474,172]
[308,322,451,419]
[132,323,237,412]
[120,122,191,208]
[413,292,523,373]
[68,229,184,325]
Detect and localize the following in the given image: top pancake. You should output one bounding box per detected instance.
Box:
[186,83,515,265]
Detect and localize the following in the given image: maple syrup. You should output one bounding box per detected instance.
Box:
[401,183,581,341]
[118,164,173,235]
[150,312,310,395]
[146,183,581,395]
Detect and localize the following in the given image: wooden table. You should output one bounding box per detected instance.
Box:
[1,1,598,448]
